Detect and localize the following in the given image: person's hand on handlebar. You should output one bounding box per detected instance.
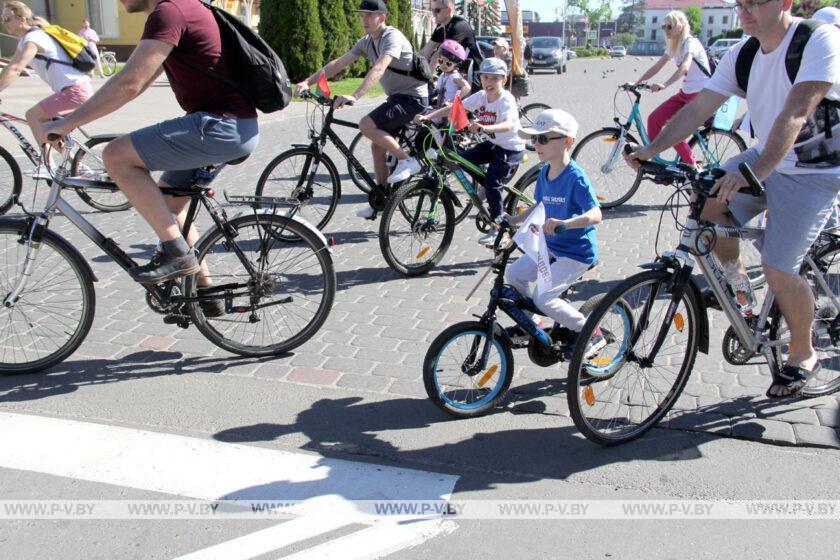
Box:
[42,118,72,150]
[334,94,356,109]
[623,143,655,171]
[467,121,485,135]
[413,113,428,125]
[294,81,311,98]
[709,170,750,205]
[649,83,665,93]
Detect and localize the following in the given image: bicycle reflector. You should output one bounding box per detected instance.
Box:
[602,137,618,142]
[583,386,596,406]
[477,364,499,388]
[416,246,431,259]
[673,313,685,332]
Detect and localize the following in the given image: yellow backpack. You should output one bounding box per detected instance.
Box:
[30,24,96,73]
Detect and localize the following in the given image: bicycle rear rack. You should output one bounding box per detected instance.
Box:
[224,194,301,208]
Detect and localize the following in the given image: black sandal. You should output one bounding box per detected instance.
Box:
[766,362,821,399]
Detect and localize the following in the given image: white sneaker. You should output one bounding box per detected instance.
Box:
[27,164,50,180]
[478,231,496,247]
[355,205,376,219]
[386,157,422,184]
[584,328,608,359]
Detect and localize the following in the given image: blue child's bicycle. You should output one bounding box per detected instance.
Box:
[572,83,747,209]
[422,221,632,417]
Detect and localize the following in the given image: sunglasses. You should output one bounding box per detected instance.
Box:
[439,57,458,66]
[661,24,674,31]
[533,134,566,145]
[432,7,445,14]
[734,0,775,14]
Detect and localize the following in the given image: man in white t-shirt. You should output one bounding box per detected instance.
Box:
[0,2,93,178]
[626,0,840,398]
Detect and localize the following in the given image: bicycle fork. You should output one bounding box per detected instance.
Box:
[4,216,50,308]
[601,127,629,175]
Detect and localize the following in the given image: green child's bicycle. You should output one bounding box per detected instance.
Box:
[378,123,542,276]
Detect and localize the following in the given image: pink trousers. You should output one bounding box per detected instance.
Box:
[647,89,698,165]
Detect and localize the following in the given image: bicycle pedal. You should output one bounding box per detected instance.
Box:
[163,313,191,328]
[363,213,378,221]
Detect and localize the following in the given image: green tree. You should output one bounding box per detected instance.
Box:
[320,0,351,68]
[792,0,832,16]
[397,0,415,44]
[613,32,635,46]
[683,5,702,37]
[386,0,400,26]
[343,0,367,78]
[260,0,324,81]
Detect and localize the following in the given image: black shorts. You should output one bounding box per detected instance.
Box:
[368,94,428,135]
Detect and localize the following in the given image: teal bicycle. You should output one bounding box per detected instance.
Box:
[572,83,747,209]
[378,123,541,276]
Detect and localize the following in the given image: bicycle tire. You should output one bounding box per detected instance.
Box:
[423,321,514,417]
[101,53,117,76]
[255,147,340,235]
[347,131,408,194]
[769,240,840,397]
[379,177,455,276]
[504,163,542,216]
[572,128,643,209]
[0,219,96,374]
[567,270,699,446]
[519,102,551,128]
[0,146,22,215]
[186,213,335,356]
[71,135,132,212]
[688,127,747,169]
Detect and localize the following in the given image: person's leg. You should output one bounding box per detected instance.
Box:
[760,171,837,396]
[484,146,521,220]
[532,257,591,332]
[505,254,538,298]
[104,136,183,242]
[364,96,428,184]
[647,91,696,165]
[370,141,389,187]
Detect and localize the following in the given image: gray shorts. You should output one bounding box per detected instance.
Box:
[722,148,840,274]
[130,112,259,189]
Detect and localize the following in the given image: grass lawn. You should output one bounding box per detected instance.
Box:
[295,77,384,101]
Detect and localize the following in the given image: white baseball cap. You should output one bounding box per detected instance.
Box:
[518,109,579,139]
[491,37,510,48]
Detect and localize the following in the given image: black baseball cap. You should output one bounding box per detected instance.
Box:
[358,0,387,13]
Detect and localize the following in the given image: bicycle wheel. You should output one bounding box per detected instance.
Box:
[347,131,406,194]
[186,214,335,356]
[101,53,117,76]
[572,128,643,209]
[519,102,550,128]
[0,146,22,215]
[688,128,747,168]
[255,147,340,234]
[379,177,455,276]
[423,321,514,417]
[504,163,542,216]
[71,135,132,212]
[0,220,96,374]
[567,270,699,445]
[770,240,840,397]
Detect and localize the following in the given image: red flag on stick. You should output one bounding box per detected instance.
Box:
[316,73,331,99]
[449,94,470,133]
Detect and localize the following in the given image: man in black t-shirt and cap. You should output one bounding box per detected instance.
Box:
[421,0,483,90]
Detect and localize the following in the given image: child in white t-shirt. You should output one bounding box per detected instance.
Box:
[416,57,526,246]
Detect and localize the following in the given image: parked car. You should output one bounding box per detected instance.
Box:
[609,45,627,58]
[708,38,741,60]
[526,36,566,74]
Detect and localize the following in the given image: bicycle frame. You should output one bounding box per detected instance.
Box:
[0,112,41,166]
[623,101,718,167]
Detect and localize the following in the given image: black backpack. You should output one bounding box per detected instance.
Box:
[171,0,292,113]
[735,19,839,168]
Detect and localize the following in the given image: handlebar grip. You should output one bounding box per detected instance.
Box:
[738,162,765,197]
[623,143,634,156]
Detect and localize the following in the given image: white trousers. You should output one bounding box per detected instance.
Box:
[504,254,590,331]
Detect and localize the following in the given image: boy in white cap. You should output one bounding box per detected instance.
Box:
[416,57,526,245]
[500,109,604,352]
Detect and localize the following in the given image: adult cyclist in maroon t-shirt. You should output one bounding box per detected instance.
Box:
[44,0,259,298]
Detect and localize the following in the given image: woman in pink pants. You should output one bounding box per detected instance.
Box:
[632,10,712,166]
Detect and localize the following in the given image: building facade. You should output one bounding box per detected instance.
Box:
[636,0,740,46]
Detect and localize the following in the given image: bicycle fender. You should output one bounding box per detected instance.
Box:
[686,276,710,355]
[0,217,98,282]
[440,184,463,208]
[638,262,668,270]
[219,210,332,254]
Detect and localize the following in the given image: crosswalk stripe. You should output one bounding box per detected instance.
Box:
[276,520,457,560]
[171,516,353,560]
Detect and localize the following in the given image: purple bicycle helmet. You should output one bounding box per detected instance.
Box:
[440,39,467,62]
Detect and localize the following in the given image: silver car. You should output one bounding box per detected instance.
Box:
[708,38,741,60]
[527,36,567,74]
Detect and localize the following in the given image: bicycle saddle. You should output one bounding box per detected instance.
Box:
[226,154,250,166]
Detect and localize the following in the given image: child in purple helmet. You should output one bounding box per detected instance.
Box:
[435,39,471,109]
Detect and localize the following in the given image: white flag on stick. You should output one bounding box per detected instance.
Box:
[512,202,553,296]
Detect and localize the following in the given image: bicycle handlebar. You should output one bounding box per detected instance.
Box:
[622,143,764,197]
[299,90,353,107]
